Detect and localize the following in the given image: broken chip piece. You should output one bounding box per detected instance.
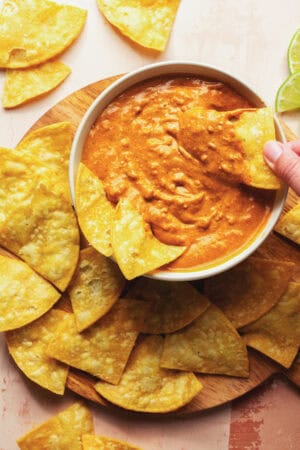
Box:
[275,203,300,245]
[82,434,142,450]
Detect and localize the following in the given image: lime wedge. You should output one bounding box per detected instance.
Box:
[275,72,300,112]
[288,28,300,73]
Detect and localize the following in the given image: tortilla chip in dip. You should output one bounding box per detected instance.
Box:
[0,254,60,332]
[204,257,295,328]
[160,304,249,377]
[275,203,300,245]
[241,282,300,368]
[82,434,142,450]
[96,0,180,51]
[17,402,94,450]
[68,247,125,332]
[95,335,202,413]
[178,107,280,189]
[2,61,71,108]
[112,197,185,279]
[6,309,69,394]
[0,0,87,68]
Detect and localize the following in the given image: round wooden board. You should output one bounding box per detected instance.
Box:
[19,76,300,414]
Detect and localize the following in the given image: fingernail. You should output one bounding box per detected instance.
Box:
[264,141,283,163]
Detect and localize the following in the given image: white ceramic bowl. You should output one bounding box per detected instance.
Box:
[69,61,287,281]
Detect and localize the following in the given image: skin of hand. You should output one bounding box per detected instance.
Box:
[264,139,300,195]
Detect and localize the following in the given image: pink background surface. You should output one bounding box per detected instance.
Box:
[0,1,299,448]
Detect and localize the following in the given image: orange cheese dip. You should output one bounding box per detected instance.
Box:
[82,76,275,271]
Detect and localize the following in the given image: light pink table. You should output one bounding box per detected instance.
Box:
[0,1,299,449]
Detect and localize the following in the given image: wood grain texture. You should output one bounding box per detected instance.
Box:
[12,76,300,414]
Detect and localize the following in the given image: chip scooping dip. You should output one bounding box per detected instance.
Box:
[127,278,209,333]
[241,282,300,368]
[0,0,87,68]
[95,335,202,413]
[160,304,249,377]
[6,309,69,394]
[96,0,180,51]
[68,247,125,332]
[2,60,71,108]
[47,299,149,384]
[275,203,300,245]
[17,402,94,450]
[204,257,295,328]
[0,254,60,332]
[82,434,142,450]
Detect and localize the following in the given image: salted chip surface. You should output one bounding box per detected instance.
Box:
[17,402,94,450]
[97,0,180,51]
[178,107,280,189]
[95,335,202,413]
[0,0,87,68]
[76,163,114,257]
[3,60,71,108]
[112,197,185,280]
[6,309,69,394]
[82,434,142,450]
[127,278,209,334]
[0,146,79,291]
[241,282,300,368]
[204,257,294,328]
[68,247,125,332]
[47,299,148,384]
[275,203,300,245]
[161,304,249,377]
[0,254,60,332]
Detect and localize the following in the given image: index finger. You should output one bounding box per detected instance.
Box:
[287,139,300,155]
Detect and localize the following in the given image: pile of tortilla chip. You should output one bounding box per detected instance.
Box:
[0,0,87,108]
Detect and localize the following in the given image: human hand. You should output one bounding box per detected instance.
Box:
[264,139,300,195]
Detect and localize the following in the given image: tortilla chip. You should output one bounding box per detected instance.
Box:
[68,247,125,332]
[17,402,94,450]
[2,61,71,108]
[82,434,142,450]
[47,299,148,384]
[127,278,209,334]
[241,282,300,368]
[0,146,79,291]
[95,335,202,413]
[178,107,280,189]
[161,304,249,377]
[76,163,114,257]
[204,257,295,328]
[275,203,300,245]
[0,0,87,69]
[0,254,60,332]
[112,197,185,279]
[6,309,69,394]
[96,0,180,51]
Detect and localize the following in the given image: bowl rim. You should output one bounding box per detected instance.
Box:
[69,60,288,281]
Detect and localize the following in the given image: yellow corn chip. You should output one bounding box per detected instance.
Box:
[161,304,249,377]
[241,282,300,368]
[76,163,114,257]
[17,402,94,450]
[0,254,60,332]
[95,335,202,413]
[0,0,87,68]
[0,146,79,291]
[47,299,148,384]
[127,278,209,334]
[82,434,142,450]
[3,60,71,108]
[178,107,280,189]
[6,309,69,394]
[68,247,125,332]
[96,0,180,51]
[275,203,300,245]
[204,257,295,328]
[112,197,185,279]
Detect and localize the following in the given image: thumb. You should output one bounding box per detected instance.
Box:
[264,141,300,195]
